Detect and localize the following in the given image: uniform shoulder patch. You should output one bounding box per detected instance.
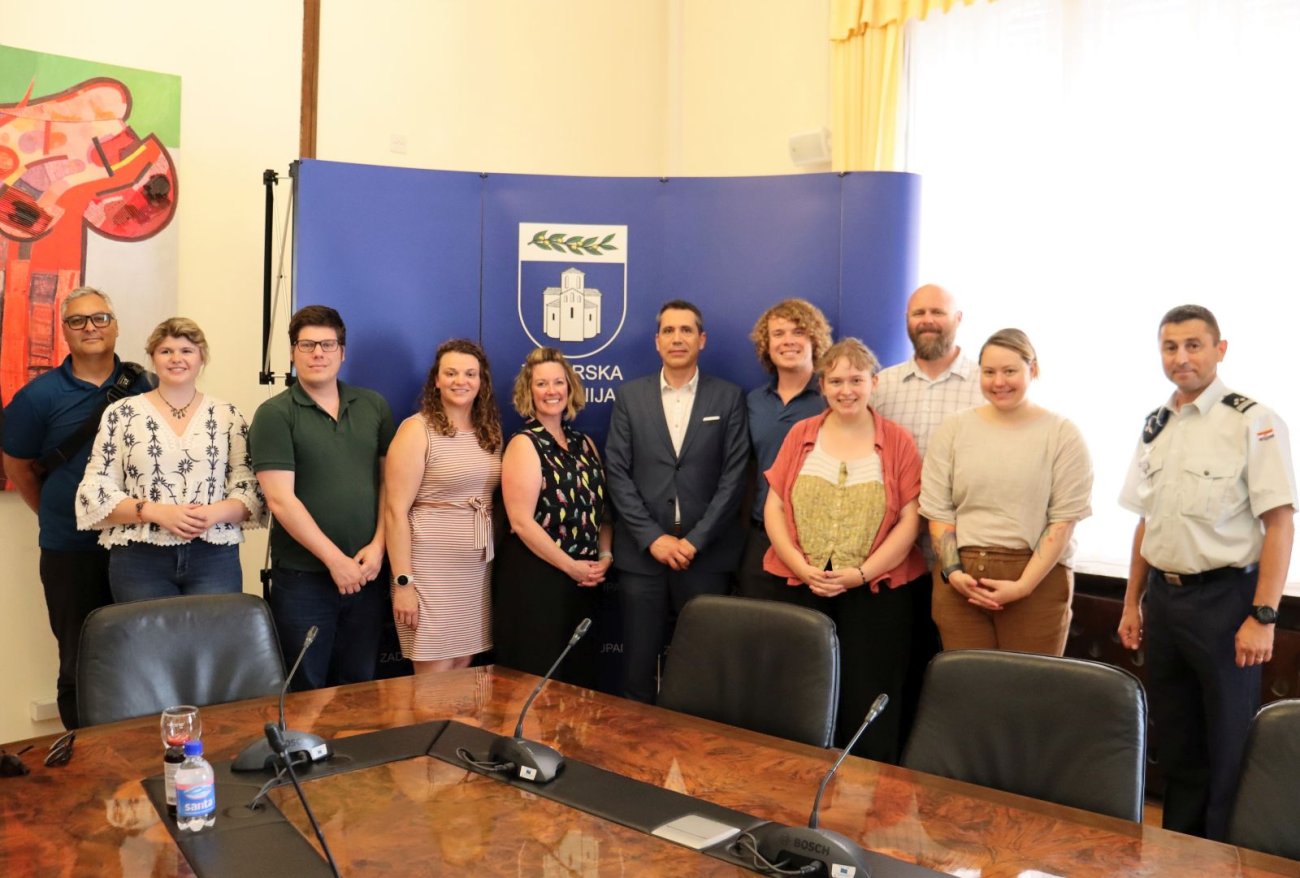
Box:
[1222,393,1257,414]
[1142,407,1170,444]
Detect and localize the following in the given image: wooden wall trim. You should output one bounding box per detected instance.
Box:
[301,0,320,158]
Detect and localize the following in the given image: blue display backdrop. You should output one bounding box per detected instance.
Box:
[294,160,920,443]
[294,161,483,416]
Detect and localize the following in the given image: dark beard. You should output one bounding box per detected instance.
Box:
[910,327,955,361]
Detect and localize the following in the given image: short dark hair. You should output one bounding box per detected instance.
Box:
[289,305,346,346]
[656,299,704,333]
[1159,304,1220,342]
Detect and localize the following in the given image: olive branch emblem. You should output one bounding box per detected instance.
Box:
[528,230,618,256]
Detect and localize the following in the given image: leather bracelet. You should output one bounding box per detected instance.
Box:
[134,500,146,523]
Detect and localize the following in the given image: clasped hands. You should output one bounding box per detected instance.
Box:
[328,543,385,594]
[650,534,696,571]
[798,563,866,598]
[146,502,220,540]
[570,555,613,587]
[947,570,1033,610]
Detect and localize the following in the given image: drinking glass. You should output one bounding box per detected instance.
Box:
[160,705,202,748]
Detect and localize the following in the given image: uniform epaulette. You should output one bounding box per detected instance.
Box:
[1142,407,1170,444]
[1222,393,1257,414]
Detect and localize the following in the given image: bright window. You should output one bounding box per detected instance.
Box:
[902,0,1300,588]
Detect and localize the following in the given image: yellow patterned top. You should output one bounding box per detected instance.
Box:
[791,444,885,570]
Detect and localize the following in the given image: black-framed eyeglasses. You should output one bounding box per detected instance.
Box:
[63,312,115,330]
[44,730,75,767]
[294,339,341,353]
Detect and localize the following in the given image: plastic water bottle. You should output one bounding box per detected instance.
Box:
[161,705,201,817]
[175,740,216,832]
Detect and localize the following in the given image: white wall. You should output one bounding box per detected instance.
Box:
[0,0,302,744]
[672,0,831,176]
[0,0,832,744]
[316,0,667,175]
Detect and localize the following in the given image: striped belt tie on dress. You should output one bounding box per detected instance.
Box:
[413,496,494,562]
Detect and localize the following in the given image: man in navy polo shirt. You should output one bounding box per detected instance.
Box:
[3,287,152,729]
[736,299,830,600]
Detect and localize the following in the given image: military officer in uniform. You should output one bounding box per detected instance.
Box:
[1118,304,1295,840]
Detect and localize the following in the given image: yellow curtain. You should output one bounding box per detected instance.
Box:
[831,0,990,171]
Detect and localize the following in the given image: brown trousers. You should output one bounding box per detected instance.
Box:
[932,547,1072,656]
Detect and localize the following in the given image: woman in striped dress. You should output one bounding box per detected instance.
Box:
[384,339,502,673]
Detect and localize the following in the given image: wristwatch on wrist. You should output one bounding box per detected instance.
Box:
[1250,605,1278,625]
[393,573,414,588]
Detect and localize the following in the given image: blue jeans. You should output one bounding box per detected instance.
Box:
[267,566,387,691]
[109,541,242,603]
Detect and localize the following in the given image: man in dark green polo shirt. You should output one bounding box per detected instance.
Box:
[249,305,395,690]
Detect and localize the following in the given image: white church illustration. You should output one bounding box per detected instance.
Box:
[542,267,602,342]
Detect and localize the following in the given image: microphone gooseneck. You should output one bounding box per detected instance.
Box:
[486,617,593,784]
[513,618,591,738]
[279,625,319,731]
[808,693,888,829]
[747,695,889,877]
[232,626,332,773]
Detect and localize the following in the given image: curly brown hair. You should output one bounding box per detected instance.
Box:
[420,339,503,453]
[750,299,833,374]
[511,347,585,421]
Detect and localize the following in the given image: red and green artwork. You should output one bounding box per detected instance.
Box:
[1,45,179,409]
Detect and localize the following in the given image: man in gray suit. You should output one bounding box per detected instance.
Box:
[605,300,749,702]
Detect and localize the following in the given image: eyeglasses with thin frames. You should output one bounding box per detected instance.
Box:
[294,339,341,354]
[44,730,75,767]
[62,313,115,331]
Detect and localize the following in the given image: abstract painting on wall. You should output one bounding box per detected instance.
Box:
[0,45,179,486]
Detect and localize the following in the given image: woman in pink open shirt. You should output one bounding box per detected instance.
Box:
[763,337,927,763]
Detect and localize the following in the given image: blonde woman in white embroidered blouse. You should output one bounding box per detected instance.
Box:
[76,317,265,601]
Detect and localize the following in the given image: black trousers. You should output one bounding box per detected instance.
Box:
[494,533,602,690]
[39,548,114,729]
[1144,567,1260,841]
[734,520,791,603]
[774,576,918,764]
[618,567,731,703]
[899,568,942,747]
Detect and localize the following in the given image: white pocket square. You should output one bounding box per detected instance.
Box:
[701,415,721,422]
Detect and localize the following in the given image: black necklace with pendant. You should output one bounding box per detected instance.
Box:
[158,389,198,420]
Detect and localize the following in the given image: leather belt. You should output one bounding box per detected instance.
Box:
[1154,563,1257,586]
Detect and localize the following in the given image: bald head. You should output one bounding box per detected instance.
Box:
[906,284,962,361]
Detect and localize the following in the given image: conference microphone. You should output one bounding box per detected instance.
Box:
[264,723,342,878]
[749,694,889,878]
[232,626,334,772]
[486,617,592,783]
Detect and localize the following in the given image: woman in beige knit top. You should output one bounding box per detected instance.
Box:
[919,328,1093,655]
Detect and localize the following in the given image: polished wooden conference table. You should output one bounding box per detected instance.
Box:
[2,666,1297,877]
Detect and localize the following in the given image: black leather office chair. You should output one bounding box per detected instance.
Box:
[1226,698,1300,859]
[902,649,1147,821]
[657,594,839,747]
[78,593,286,726]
